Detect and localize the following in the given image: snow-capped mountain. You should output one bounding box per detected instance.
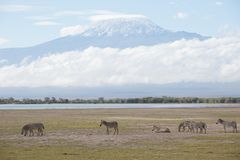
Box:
[0,17,209,64]
[77,17,166,37]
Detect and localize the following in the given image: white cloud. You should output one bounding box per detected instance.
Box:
[0,36,240,87]
[174,12,188,19]
[26,16,54,21]
[89,14,147,22]
[0,5,32,12]
[54,10,116,17]
[34,21,60,26]
[60,25,89,36]
[59,12,147,36]
[54,10,146,22]
[54,10,85,17]
[0,37,9,45]
[216,1,223,5]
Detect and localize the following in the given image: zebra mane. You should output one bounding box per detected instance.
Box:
[101,120,107,124]
[218,119,224,123]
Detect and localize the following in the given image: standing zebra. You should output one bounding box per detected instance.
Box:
[191,121,207,134]
[216,119,237,133]
[100,120,119,135]
[21,123,45,136]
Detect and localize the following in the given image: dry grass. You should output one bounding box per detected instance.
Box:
[0,107,240,160]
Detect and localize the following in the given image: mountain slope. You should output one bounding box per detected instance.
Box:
[0,17,209,64]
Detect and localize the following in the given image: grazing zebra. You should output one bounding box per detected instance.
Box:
[21,124,32,136]
[178,121,186,132]
[216,119,237,133]
[21,123,45,136]
[100,120,119,135]
[152,125,171,133]
[191,121,207,134]
[178,121,193,132]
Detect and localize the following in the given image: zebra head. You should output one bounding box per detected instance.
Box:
[152,125,157,131]
[100,120,104,127]
[216,119,223,124]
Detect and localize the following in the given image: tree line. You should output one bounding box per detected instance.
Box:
[1,96,240,104]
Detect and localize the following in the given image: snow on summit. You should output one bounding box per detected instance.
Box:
[0,15,208,64]
[82,17,165,37]
[61,16,165,37]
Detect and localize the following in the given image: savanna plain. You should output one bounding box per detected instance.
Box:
[0,107,240,160]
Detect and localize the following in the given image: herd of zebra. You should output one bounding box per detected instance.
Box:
[21,118,237,136]
[178,121,207,134]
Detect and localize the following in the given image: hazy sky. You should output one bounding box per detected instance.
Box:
[0,0,240,48]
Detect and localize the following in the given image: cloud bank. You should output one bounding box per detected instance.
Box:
[0,36,240,87]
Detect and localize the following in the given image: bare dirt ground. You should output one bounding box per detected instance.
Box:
[0,107,240,160]
[0,107,239,147]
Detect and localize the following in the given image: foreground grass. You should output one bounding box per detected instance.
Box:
[0,108,240,160]
[1,136,240,160]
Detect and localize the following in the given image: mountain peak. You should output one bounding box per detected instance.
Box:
[0,16,209,64]
[78,17,166,37]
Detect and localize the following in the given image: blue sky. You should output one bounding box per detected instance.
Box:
[0,0,240,48]
[0,0,240,96]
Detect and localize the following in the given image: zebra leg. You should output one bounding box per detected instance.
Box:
[106,127,109,135]
[39,128,43,136]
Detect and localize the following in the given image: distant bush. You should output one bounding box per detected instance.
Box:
[1,96,240,104]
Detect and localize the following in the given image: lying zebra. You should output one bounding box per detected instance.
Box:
[216,119,237,133]
[100,120,119,135]
[152,125,171,133]
[21,123,45,136]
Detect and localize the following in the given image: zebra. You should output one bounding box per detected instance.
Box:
[216,119,237,133]
[191,121,207,134]
[21,124,32,136]
[21,123,45,136]
[100,120,119,135]
[178,121,194,132]
[152,125,171,133]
